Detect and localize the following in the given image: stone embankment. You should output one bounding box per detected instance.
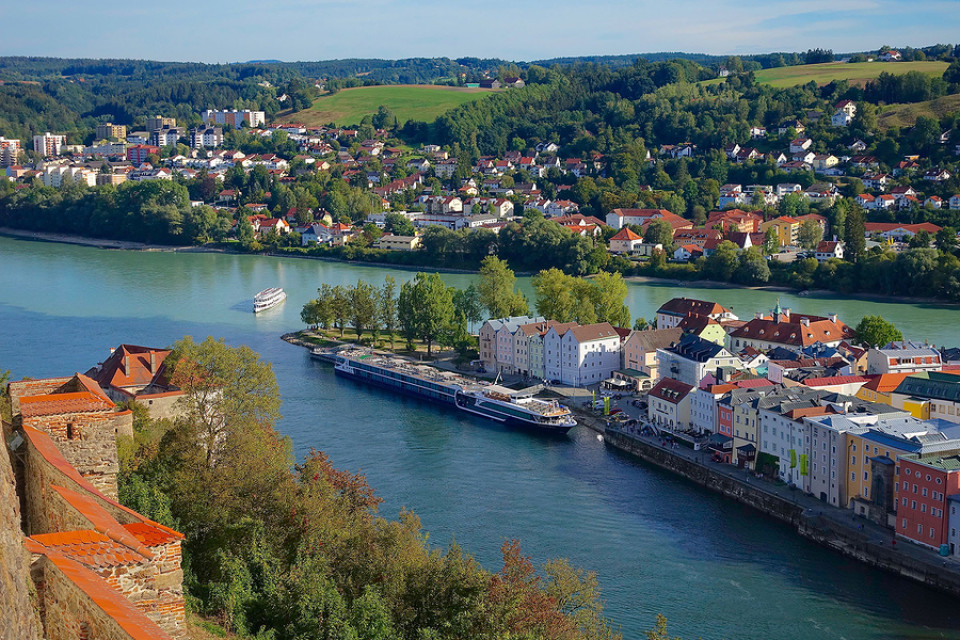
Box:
[603,428,960,597]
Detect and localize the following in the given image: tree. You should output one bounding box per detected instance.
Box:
[844,206,867,263]
[349,280,379,341]
[643,219,674,247]
[477,256,528,319]
[532,268,577,322]
[703,241,739,281]
[798,220,823,251]
[329,285,351,337]
[379,276,398,348]
[908,229,933,249]
[398,273,455,355]
[167,336,282,467]
[589,271,631,327]
[763,227,780,255]
[453,283,483,325]
[854,315,903,348]
[936,227,958,254]
[383,212,416,237]
[734,248,770,284]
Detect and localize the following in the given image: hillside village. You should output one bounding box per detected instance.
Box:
[477,297,960,556]
[4,65,960,292]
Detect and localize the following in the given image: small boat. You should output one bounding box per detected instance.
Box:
[253,287,286,313]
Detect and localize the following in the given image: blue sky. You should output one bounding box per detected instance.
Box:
[2,0,959,63]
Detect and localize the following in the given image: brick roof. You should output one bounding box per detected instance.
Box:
[658,297,731,318]
[731,317,853,347]
[51,484,152,557]
[610,227,641,241]
[123,522,182,547]
[568,322,619,343]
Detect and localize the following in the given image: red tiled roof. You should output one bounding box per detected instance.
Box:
[20,391,113,417]
[861,373,913,393]
[123,522,182,547]
[649,377,694,403]
[87,345,172,390]
[30,530,147,568]
[29,547,174,639]
[731,317,853,347]
[802,376,870,387]
[658,297,731,318]
[610,227,641,241]
[50,485,151,558]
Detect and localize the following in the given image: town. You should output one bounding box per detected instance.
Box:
[475,297,960,558]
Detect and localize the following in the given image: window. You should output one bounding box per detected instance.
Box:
[927,475,932,482]
[931,528,936,539]
[902,497,907,506]
[921,504,926,513]
[937,478,943,485]
[923,488,928,497]
[902,518,907,529]
[912,500,917,509]
[851,456,856,465]
[906,468,912,476]
[864,472,868,481]
[66,423,75,440]
[919,524,924,534]
[851,472,856,481]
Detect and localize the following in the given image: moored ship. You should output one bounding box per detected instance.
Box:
[331,348,576,434]
[254,287,286,313]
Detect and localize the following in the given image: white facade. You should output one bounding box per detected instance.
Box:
[41,165,97,187]
[544,323,621,387]
[867,342,943,375]
[690,387,722,435]
[33,133,65,156]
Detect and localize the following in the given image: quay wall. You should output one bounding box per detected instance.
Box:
[603,429,960,597]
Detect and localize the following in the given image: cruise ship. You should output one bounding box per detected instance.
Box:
[253,287,286,313]
[331,348,576,434]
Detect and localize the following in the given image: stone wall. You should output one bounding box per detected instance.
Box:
[22,410,128,499]
[0,441,42,640]
[31,553,169,640]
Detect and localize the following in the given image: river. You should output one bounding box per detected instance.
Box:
[1,234,958,640]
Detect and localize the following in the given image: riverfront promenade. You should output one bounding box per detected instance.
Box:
[595,415,960,595]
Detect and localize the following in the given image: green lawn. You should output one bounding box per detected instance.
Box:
[879,93,960,128]
[280,85,496,127]
[752,61,948,88]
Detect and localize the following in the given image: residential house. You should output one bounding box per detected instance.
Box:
[656,298,738,329]
[608,227,645,254]
[605,208,692,231]
[656,333,740,388]
[374,234,421,251]
[478,316,545,373]
[864,222,942,241]
[892,372,960,423]
[867,341,943,376]
[898,452,960,550]
[620,328,684,389]
[760,216,800,247]
[647,377,694,431]
[677,314,728,346]
[544,323,622,387]
[789,138,813,154]
[815,240,844,262]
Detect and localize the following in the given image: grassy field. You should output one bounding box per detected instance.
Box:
[879,93,960,128]
[278,85,496,127]
[702,61,948,88]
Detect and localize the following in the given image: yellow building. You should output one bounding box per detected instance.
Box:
[375,234,422,251]
[677,314,728,347]
[845,420,939,510]
[760,216,799,247]
[856,373,912,406]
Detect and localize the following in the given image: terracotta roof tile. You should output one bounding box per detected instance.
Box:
[123,522,181,547]
[19,391,114,417]
[30,531,147,568]
[33,548,173,639]
[50,485,152,558]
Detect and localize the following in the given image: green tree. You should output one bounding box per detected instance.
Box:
[532,268,577,322]
[844,206,867,263]
[477,255,528,319]
[854,315,903,348]
[908,229,933,249]
[643,219,675,247]
[703,241,739,281]
[330,285,351,337]
[379,276,398,348]
[798,220,823,251]
[453,283,483,325]
[350,280,379,341]
[398,273,455,355]
[589,271,631,327]
[167,336,282,467]
[763,227,780,255]
[936,227,958,254]
[384,212,416,236]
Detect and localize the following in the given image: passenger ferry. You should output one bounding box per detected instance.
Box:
[332,348,576,434]
[253,287,286,313]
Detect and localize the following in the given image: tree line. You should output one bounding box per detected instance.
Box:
[117,336,622,639]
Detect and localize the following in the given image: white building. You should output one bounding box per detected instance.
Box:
[544,322,621,387]
[41,164,97,187]
[202,109,266,129]
[867,341,943,375]
[189,127,224,148]
[0,137,21,166]
[478,316,544,373]
[647,377,694,431]
[656,334,740,388]
[33,132,66,156]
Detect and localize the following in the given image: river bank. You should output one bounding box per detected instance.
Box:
[2,225,956,307]
[604,427,960,598]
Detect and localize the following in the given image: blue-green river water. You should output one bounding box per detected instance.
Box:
[1,235,959,639]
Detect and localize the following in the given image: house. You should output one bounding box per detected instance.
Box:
[503,77,525,88]
[673,228,723,250]
[950,195,960,210]
[814,240,844,262]
[605,208,692,231]
[84,344,183,419]
[647,377,694,431]
[479,79,500,89]
[863,222,942,241]
[831,100,856,127]
[374,234,421,251]
[892,372,960,423]
[656,298,738,330]
[677,314,728,346]
[812,154,839,172]
[923,168,952,182]
[729,302,854,352]
[789,138,813,154]
[657,334,740,388]
[750,126,767,139]
[897,452,960,550]
[849,139,868,152]
[778,120,806,136]
[925,196,943,209]
[760,216,800,247]
[707,208,763,233]
[621,328,685,388]
[867,341,943,376]
[608,226,644,254]
[543,322,622,387]
[258,218,290,235]
[879,50,902,62]
[478,316,545,373]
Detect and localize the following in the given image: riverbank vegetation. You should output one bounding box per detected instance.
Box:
[117,336,622,640]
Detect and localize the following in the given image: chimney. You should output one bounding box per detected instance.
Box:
[124,355,129,373]
[829,313,838,323]
[801,317,810,327]
[150,352,156,373]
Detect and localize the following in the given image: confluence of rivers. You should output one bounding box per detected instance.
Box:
[1,235,958,640]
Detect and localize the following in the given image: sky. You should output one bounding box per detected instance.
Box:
[2,0,959,63]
